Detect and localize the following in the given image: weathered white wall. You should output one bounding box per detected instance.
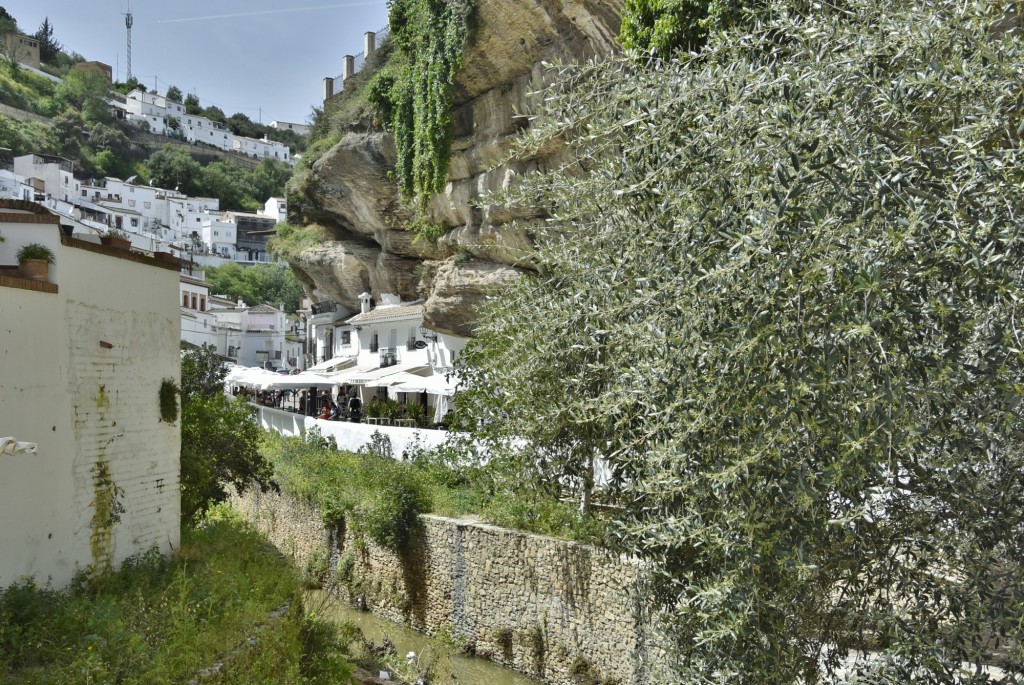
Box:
[0,209,181,588]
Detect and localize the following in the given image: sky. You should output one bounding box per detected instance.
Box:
[4,1,391,125]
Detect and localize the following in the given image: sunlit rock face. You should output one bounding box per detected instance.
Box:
[288,0,622,334]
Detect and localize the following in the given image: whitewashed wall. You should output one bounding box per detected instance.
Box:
[255,405,447,457]
[0,210,181,588]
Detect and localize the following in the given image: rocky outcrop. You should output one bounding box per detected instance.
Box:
[289,0,622,334]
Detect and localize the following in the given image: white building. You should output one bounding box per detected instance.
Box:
[261,196,287,223]
[233,135,291,163]
[0,200,181,589]
[124,89,187,135]
[209,301,293,370]
[313,293,467,413]
[13,154,75,203]
[269,120,310,136]
[200,217,238,257]
[123,91,294,165]
[179,273,223,352]
[0,168,35,201]
[182,114,234,150]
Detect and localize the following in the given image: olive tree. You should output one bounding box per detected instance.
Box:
[457,0,1024,681]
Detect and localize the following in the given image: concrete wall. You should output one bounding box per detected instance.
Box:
[232,487,672,685]
[0,205,181,588]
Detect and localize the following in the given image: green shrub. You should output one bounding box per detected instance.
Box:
[353,459,429,552]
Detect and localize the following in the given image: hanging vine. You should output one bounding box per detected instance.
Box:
[370,0,476,215]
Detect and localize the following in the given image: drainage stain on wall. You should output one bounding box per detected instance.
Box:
[89,456,124,572]
[93,384,110,409]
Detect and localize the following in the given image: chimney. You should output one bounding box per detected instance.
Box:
[364,31,376,57]
[323,76,334,100]
[237,297,245,309]
[342,55,355,81]
[358,292,373,315]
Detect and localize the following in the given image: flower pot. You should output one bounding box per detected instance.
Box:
[100,236,131,250]
[18,259,49,282]
[154,251,178,262]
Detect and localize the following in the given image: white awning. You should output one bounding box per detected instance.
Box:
[252,372,340,391]
[392,373,459,397]
[334,361,429,386]
[308,355,356,373]
[364,371,428,389]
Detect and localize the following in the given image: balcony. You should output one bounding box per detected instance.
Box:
[379,347,398,367]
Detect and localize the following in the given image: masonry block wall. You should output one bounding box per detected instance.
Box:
[233,487,673,685]
[0,205,181,588]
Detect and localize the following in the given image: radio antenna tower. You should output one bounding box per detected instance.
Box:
[123,4,134,81]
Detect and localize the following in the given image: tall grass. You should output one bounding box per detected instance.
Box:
[0,508,353,684]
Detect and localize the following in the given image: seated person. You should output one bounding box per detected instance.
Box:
[328,401,341,420]
[319,402,331,420]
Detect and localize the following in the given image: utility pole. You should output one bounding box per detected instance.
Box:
[123,4,134,81]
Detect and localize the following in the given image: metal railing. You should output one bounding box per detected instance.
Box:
[332,25,390,94]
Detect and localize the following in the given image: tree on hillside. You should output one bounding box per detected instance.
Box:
[203,262,305,313]
[0,8,22,66]
[457,0,1024,681]
[184,93,201,115]
[199,161,253,211]
[202,105,226,124]
[227,111,261,139]
[55,65,112,123]
[145,144,201,195]
[51,109,85,160]
[33,17,61,63]
[165,84,182,103]
[247,158,292,204]
[179,346,275,523]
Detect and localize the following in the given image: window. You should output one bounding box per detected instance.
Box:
[183,293,189,307]
[200,296,206,312]
[191,294,198,309]
[341,331,351,345]
[129,187,134,193]
[130,218,138,227]
[144,201,151,208]
[128,199,136,207]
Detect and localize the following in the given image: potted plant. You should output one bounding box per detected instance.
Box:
[101,229,131,250]
[17,243,55,281]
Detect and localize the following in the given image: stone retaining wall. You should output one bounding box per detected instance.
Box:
[231,488,671,684]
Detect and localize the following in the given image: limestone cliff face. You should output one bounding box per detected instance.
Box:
[289,0,622,337]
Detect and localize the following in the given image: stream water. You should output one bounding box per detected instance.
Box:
[309,590,541,685]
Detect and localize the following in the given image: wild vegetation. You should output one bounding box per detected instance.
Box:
[452,0,1024,681]
[180,347,276,524]
[0,509,353,685]
[293,0,475,243]
[264,431,607,550]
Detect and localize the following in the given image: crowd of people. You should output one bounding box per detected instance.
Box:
[319,394,362,422]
